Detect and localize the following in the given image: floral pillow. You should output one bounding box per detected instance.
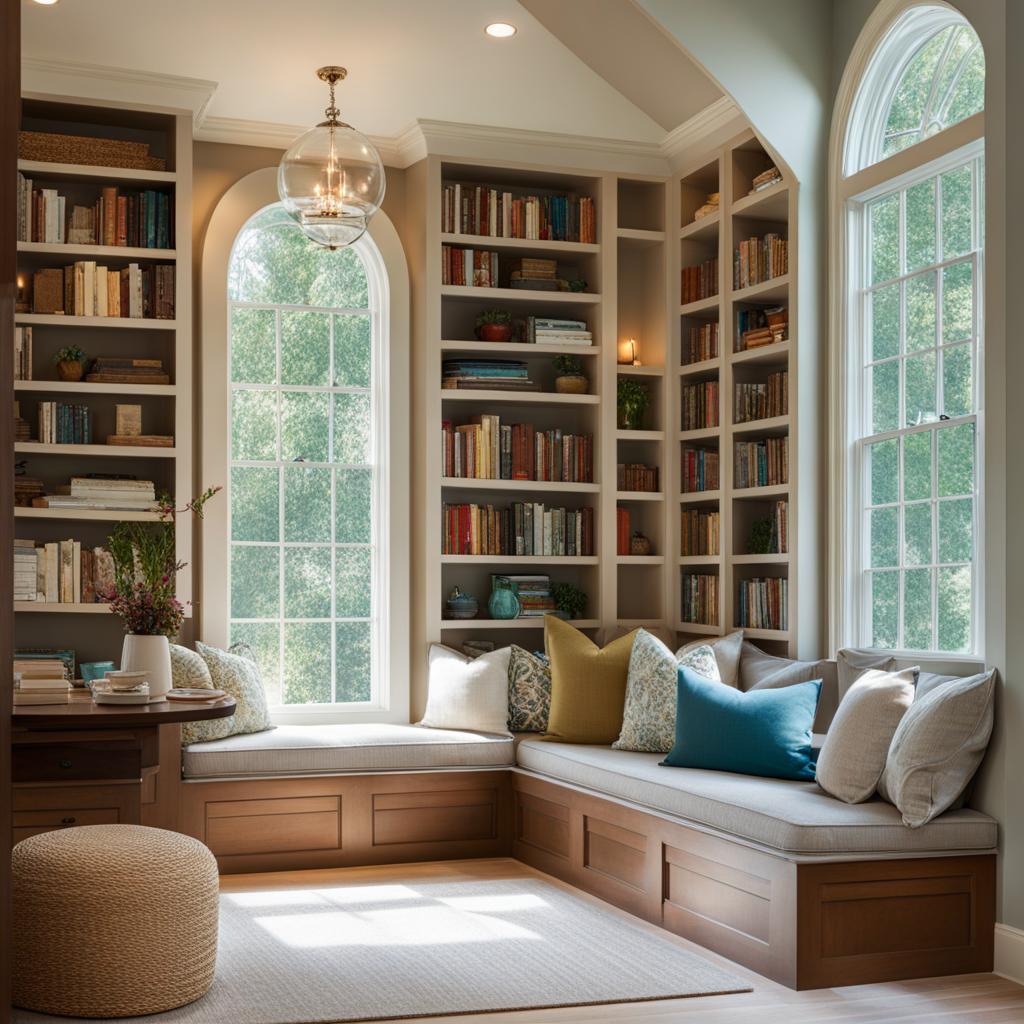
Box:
[613,629,720,753]
[169,644,214,691]
[507,646,551,733]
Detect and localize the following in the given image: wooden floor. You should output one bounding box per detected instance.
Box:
[221,858,1024,1024]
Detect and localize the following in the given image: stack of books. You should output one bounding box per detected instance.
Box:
[14,475,45,507]
[490,574,556,618]
[682,381,720,430]
[681,448,720,493]
[684,322,718,364]
[681,509,720,556]
[738,577,788,630]
[442,359,536,392]
[693,191,720,220]
[441,246,500,287]
[13,326,32,380]
[616,507,631,556]
[616,464,659,492]
[733,234,788,290]
[442,502,594,557]
[86,357,169,385]
[734,307,788,351]
[37,402,92,444]
[681,573,719,626]
[12,538,114,604]
[37,475,158,513]
[31,261,175,319]
[734,436,789,489]
[14,402,31,442]
[734,371,788,423]
[524,317,591,345]
[749,166,783,194]
[681,258,719,304]
[509,258,558,291]
[14,539,37,602]
[13,657,71,705]
[440,183,595,243]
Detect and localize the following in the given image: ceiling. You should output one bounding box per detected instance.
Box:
[21,0,723,148]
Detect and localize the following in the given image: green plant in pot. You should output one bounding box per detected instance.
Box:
[617,378,650,430]
[748,515,776,554]
[553,354,588,395]
[54,345,87,382]
[475,309,513,342]
[551,582,587,621]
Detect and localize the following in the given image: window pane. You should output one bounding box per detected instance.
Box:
[871,360,899,433]
[941,165,973,260]
[942,260,973,342]
[942,343,973,418]
[938,421,974,496]
[905,178,936,272]
[870,507,898,567]
[229,621,281,704]
[869,570,899,649]
[336,546,372,617]
[868,438,899,506]
[945,45,985,126]
[937,565,972,653]
[281,310,330,386]
[903,502,932,566]
[870,194,900,284]
[903,431,933,502]
[283,622,332,704]
[938,497,973,564]
[871,285,900,361]
[334,314,371,388]
[230,466,279,542]
[283,465,332,543]
[281,391,329,463]
[283,546,332,618]
[231,307,276,384]
[231,544,279,618]
[883,28,952,157]
[336,468,372,544]
[335,621,372,702]
[231,389,277,461]
[906,271,937,352]
[903,567,934,650]
[904,351,937,426]
[333,393,371,464]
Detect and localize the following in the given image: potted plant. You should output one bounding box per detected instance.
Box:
[475,309,513,342]
[617,378,650,430]
[54,345,87,382]
[553,354,588,394]
[551,582,587,621]
[105,487,220,698]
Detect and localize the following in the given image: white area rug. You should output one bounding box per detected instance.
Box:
[14,871,749,1023]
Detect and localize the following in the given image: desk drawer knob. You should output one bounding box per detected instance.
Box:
[59,760,72,769]
[60,817,76,825]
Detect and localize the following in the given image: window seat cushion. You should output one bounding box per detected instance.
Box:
[515,738,997,858]
[183,723,515,779]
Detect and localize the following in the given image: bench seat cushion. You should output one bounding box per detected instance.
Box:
[183,724,515,779]
[515,739,997,857]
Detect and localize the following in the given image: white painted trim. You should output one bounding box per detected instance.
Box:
[995,924,1024,986]
[662,97,745,170]
[199,168,411,723]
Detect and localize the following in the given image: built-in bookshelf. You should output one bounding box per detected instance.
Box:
[12,97,192,662]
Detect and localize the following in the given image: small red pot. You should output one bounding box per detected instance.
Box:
[476,323,512,342]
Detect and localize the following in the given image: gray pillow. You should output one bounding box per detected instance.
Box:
[878,669,996,827]
[679,630,743,688]
[816,668,915,804]
[836,648,899,701]
[739,641,838,732]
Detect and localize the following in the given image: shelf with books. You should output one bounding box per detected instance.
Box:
[440,389,599,406]
[440,340,599,357]
[730,414,789,438]
[616,555,664,565]
[731,181,789,221]
[615,429,664,442]
[14,602,113,614]
[675,621,726,637]
[679,489,722,504]
[679,210,720,244]
[441,285,600,305]
[440,232,599,256]
[17,159,177,186]
[739,627,791,641]
[616,227,666,245]
[730,275,790,304]
[615,490,663,502]
[730,338,790,366]
[17,242,177,262]
[15,314,177,330]
[678,294,719,317]
[678,555,721,566]
[616,364,664,378]
[678,426,720,442]
[440,555,600,565]
[732,482,789,501]
[442,478,600,494]
[679,355,721,379]
[15,507,161,523]
[15,442,176,458]
[14,380,177,396]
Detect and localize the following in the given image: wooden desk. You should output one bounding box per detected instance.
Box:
[12,691,235,842]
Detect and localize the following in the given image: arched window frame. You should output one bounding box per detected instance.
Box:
[201,167,410,724]
[829,1,985,662]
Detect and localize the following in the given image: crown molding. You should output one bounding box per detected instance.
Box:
[662,95,744,170]
[21,57,217,126]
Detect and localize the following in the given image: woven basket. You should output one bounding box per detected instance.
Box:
[19,131,166,171]
[13,824,219,1018]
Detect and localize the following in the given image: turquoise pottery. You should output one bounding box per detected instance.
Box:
[488,581,521,620]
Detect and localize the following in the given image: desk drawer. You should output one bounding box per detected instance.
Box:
[12,782,141,841]
[13,741,141,783]
[13,807,121,843]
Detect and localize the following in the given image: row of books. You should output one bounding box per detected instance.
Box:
[37,402,92,445]
[13,537,114,604]
[682,381,720,431]
[681,258,719,305]
[616,463,659,492]
[523,317,592,345]
[13,657,71,706]
[749,166,783,194]
[733,234,788,291]
[737,576,788,630]
[682,447,720,493]
[735,307,787,351]
[13,326,32,381]
[735,372,788,423]
[491,574,557,618]
[762,500,789,555]
[442,417,593,482]
[442,246,500,288]
[31,262,175,319]
[86,356,170,386]
[441,183,596,243]
[734,437,789,489]
[34,476,158,513]
[442,502,595,557]
[441,359,536,392]
[684,322,718,364]
[681,509,720,557]
[681,573,719,626]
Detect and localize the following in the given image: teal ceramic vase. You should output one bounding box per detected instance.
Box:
[488,581,521,620]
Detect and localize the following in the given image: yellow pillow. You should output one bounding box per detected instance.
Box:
[543,616,638,744]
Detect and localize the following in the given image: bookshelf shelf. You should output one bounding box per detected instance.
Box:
[440,555,599,565]
[615,491,663,502]
[675,622,725,637]
[616,364,664,377]
[440,232,599,256]
[678,555,721,566]
[14,602,113,615]
[439,618,600,631]
[440,285,600,304]
[741,627,792,641]
[17,159,176,185]
[733,483,789,500]
[730,275,789,303]
[617,618,665,629]
[678,426,720,442]
[14,380,177,396]
[679,211,720,243]
[442,478,599,494]
[680,490,721,503]
[730,414,789,437]
[730,339,790,366]
[440,389,599,406]
[15,507,161,522]
[15,442,176,458]
[15,314,176,330]
[679,295,720,317]
[616,227,666,244]
[731,181,788,220]
[680,356,722,378]
[616,555,665,565]
[730,553,790,565]
[17,241,177,261]
[616,429,664,442]
[440,340,598,357]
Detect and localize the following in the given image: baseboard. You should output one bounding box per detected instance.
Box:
[994,923,1024,985]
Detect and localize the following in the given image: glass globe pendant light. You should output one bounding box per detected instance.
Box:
[277,66,386,249]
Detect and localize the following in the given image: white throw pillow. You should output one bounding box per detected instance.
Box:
[420,644,512,735]
[878,669,996,827]
[678,630,743,688]
[816,668,916,804]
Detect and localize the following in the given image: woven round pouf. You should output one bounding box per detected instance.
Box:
[13,824,219,1018]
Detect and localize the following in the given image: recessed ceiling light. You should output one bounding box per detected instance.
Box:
[32,0,61,6]
[485,22,516,38]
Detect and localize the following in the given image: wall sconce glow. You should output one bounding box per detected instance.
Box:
[485,22,517,38]
[617,338,639,366]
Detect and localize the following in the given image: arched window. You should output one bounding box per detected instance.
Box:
[832,4,984,657]
[225,203,388,708]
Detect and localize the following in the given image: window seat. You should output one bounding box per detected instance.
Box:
[182,723,515,779]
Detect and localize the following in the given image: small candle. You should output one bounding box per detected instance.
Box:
[617,338,638,365]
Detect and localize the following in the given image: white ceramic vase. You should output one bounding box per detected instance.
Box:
[120,634,173,698]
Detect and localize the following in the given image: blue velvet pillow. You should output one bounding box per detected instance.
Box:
[661,665,820,780]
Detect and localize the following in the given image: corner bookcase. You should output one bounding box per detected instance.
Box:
[13,96,192,663]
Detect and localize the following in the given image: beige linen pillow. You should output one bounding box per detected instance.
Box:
[836,648,898,702]
[420,644,511,735]
[877,669,996,827]
[816,668,916,804]
[738,640,839,732]
[678,630,743,688]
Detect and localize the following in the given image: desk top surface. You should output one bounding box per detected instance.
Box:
[13,690,237,727]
